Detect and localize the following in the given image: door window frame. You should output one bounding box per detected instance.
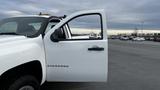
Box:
[51,13,103,41]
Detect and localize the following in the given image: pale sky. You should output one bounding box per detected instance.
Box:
[0,0,160,29]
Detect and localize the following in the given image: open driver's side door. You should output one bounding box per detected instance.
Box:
[44,10,108,82]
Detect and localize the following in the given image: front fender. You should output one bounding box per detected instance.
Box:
[0,36,46,84]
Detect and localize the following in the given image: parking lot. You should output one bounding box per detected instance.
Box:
[41,40,160,90]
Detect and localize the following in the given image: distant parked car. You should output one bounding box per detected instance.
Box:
[154,37,160,42]
[109,35,119,39]
[129,36,134,40]
[132,37,145,41]
[149,37,154,41]
[120,36,129,40]
[145,37,154,41]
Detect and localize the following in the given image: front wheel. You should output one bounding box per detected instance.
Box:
[7,75,40,90]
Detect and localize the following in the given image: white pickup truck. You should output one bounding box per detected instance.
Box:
[0,10,108,90]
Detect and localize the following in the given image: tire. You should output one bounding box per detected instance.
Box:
[6,75,40,90]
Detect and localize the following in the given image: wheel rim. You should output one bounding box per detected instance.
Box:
[19,85,34,90]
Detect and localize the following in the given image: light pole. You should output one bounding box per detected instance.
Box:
[134,26,138,36]
[141,21,144,35]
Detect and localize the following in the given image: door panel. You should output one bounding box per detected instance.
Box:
[46,40,107,81]
[44,10,108,82]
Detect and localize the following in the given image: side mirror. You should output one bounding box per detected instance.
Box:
[50,28,64,42]
[50,33,59,42]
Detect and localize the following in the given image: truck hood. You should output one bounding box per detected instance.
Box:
[0,35,27,43]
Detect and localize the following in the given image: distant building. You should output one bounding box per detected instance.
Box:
[107,29,160,35]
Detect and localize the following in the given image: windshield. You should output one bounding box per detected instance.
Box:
[0,17,47,37]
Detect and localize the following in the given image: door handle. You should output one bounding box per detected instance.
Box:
[88,46,104,51]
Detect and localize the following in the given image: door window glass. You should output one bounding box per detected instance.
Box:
[68,14,102,40]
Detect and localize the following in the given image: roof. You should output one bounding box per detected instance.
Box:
[11,15,66,19]
[12,15,51,18]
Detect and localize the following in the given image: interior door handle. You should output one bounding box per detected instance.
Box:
[88,46,104,51]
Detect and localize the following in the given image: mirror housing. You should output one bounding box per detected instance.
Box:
[50,28,64,42]
[50,33,59,42]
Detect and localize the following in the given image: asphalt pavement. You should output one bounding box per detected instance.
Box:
[41,40,160,90]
